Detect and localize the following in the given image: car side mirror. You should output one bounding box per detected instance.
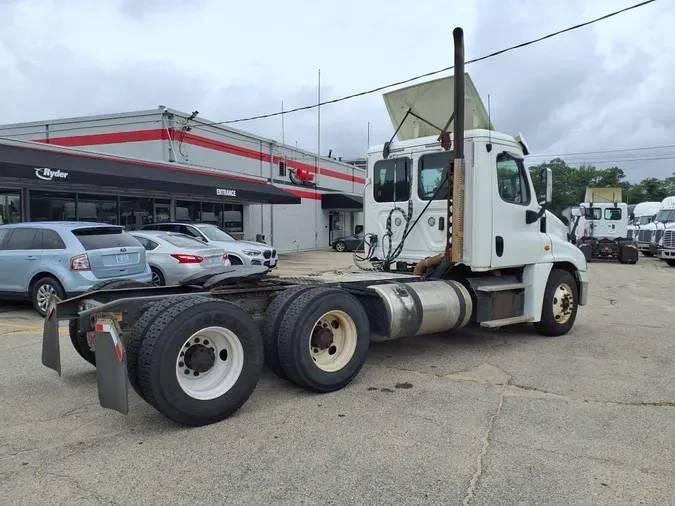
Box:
[537,167,552,206]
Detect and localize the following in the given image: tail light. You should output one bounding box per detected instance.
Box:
[223,253,229,261]
[170,253,204,264]
[70,254,90,271]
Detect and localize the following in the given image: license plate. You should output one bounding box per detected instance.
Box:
[207,257,220,266]
[116,254,130,264]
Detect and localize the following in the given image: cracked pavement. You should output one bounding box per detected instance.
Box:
[1,251,674,505]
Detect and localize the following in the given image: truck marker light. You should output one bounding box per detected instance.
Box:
[544,245,550,251]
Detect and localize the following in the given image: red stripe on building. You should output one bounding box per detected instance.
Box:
[35,128,366,185]
[282,188,322,200]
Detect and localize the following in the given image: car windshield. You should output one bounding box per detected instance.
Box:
[162,233,207,248]
[197,225,236,242]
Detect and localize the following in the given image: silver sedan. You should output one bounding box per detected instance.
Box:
[129,230,231,286]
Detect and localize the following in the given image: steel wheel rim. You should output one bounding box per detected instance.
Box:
[309,310,358,373]
[151,271,162,286]
[36,284,56,312]
[175,326,244,400]
[335,242,345,252]
[552,283,574,325]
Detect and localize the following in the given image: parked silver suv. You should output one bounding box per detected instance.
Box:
[141,222,278,268]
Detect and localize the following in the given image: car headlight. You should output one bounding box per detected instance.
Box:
[242,249,261,256]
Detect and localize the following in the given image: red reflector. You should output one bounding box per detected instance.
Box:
[115,343,123,361]
[170,253,204,263]
[95,323,104,332]
[223,253,229,260]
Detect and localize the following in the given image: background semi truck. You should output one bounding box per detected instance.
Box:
[636,196,675,256]
[40,27,589,427]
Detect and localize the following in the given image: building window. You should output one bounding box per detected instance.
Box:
[77,193,118,224]
[29,191,77,221]
[496,152,530,205]
[0,189,22,224]
[176,201,200,222]
[373,157,410,203]
[120,197,154,230]
[418,151,452,200]
[279,160,287,177]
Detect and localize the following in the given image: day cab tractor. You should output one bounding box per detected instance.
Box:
[40,27,589,427]
[566,192,638,264]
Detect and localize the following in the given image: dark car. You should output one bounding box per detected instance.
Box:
[331,230,365,252]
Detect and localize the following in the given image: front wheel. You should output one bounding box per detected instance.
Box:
[334,241,346,252]
[534,269,579,337]
[666,260,675,267]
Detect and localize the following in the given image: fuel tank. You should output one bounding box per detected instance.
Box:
[366,280,473,341]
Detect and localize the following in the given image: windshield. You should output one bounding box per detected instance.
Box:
[655,210,675,223]
[197,225,236,242]
[636,216,653,225]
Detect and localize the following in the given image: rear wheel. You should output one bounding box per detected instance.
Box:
[68,279,151,366]
[31,276,66,317]
[136,297,264,426]
[151,267,165,286]
[334,241,346,252]
[260,285,316,380]
[534,269,579,337]
[276,287,370,392]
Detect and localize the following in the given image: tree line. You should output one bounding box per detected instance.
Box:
[527,158,675,216]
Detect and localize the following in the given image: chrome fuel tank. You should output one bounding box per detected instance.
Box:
[366,280,473,341]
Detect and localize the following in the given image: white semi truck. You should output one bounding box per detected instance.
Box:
[40,27,589,427]
[627,201,661,240]
[635,196,675,256]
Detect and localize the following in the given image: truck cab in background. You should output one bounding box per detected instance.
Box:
[636,196,675,257]
[627,201,660,241]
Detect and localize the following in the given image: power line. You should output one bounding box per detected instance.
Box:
[526,154,675,165]
[527,142,675,158]
[197,0,658,127]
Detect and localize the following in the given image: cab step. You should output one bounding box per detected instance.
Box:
[477,283,530,292]
[480,316,534,328]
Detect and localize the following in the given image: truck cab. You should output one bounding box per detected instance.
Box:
[627,201,660,241]
[637,196,675,257]
[363,72,588,319]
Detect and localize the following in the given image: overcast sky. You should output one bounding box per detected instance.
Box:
[1,0,673,182]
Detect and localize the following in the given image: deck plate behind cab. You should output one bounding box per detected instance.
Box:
[274,270,419,285]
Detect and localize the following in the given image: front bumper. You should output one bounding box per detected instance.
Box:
[577,269,589,306]
[657,248,675,260]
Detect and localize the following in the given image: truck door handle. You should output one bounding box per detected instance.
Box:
[26,255,37,261]
[438,217,444,231]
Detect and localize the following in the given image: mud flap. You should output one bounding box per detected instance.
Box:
[93,317,129,416]
[41,296,62,375]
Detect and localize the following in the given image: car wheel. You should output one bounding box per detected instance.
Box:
[31,276,66,317]
[229,256,243,265]
[151,267,165,286]
[334,241,346,252]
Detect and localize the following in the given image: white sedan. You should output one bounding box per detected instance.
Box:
[129,230,231,286]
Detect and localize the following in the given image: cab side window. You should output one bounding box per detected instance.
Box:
[604,208,621,221]
[373,157,411,203]
[496,152,530,205]
[418,151,452,200]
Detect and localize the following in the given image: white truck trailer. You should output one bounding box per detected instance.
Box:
[41,27,589,427]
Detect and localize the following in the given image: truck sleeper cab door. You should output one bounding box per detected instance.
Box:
[490,150,544,268]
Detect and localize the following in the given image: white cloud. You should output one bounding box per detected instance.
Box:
[0,0,673,181]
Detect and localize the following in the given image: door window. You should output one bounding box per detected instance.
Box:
[418,151,452,200]
[4,228,41,250]
[373,157,411,203]
[496,153,530,205]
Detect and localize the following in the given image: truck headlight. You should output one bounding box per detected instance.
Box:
[242,249,261,256]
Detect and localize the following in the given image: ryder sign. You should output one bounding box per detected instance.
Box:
[35,168,69,181]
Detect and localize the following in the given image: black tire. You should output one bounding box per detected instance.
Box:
[334,241,347,252]
[151,267,165,286]
[260,285,316,380]
[666,260,675,267]
[277,287,371,393]
[68,279,151,366]
[126,295,211,399]
[642,251,654,257]
[229,256,243,265]
[31,275,66,317]
[136,297,264,426]
[534,269,579,337]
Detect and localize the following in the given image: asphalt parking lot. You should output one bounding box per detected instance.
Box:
[1,250,674,505]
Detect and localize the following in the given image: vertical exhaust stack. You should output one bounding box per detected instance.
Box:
[448,27,466,264]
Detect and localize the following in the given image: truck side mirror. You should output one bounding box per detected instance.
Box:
[537,168,553,206]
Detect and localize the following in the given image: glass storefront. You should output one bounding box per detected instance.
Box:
[0,189,22,224]
[29,191,77,222]
[16,190,244,236]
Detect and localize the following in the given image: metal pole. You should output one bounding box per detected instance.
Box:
[316,69,321,248]
[449,27,466,263]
